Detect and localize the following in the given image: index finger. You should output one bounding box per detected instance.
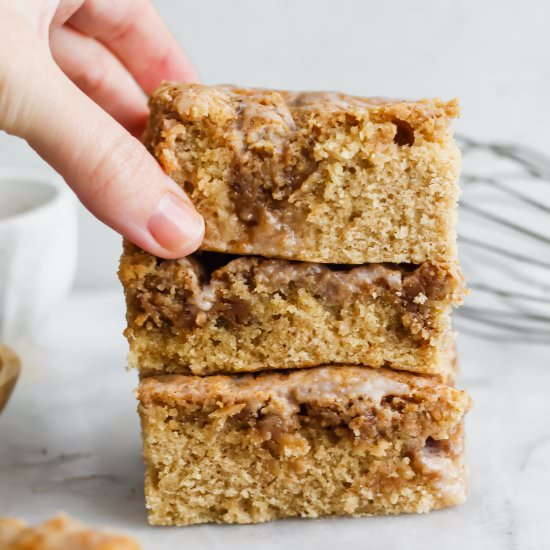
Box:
[67,0,199,94]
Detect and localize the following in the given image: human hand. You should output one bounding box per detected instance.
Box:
[0,0,204,258]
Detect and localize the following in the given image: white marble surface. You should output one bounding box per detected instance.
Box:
[0,291,548,549]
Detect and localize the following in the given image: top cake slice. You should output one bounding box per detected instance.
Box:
[144,83,460,264]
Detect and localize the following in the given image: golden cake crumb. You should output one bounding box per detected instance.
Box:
[0,514,141,550]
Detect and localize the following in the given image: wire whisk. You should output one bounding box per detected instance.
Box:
[456,135,550,344]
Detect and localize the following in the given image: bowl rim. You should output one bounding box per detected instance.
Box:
[0,168,73,229]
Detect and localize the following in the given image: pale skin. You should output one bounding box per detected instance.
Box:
[0,0,204,259]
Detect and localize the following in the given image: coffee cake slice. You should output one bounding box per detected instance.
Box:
[138,366,471,525]
[0,515,141,549]
[120,243,464,379]
[144,83,460,264]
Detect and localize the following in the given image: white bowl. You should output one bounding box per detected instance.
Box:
[0,169,77,345]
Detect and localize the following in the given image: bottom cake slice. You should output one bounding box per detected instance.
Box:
[138,366,471,525]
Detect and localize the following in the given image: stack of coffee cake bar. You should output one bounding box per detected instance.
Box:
[119,84,472,526]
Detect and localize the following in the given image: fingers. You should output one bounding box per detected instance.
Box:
[50,0,86,29]
[68,0,199,94]
[0,1,204,258]
[50,25,148,136]
[11,51,204,258]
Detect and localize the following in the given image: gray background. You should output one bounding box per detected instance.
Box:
[0,0,547,288]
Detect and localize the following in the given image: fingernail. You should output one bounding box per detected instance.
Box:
[148,193,204,255]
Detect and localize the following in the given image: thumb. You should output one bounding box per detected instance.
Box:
[7,46,204,259]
